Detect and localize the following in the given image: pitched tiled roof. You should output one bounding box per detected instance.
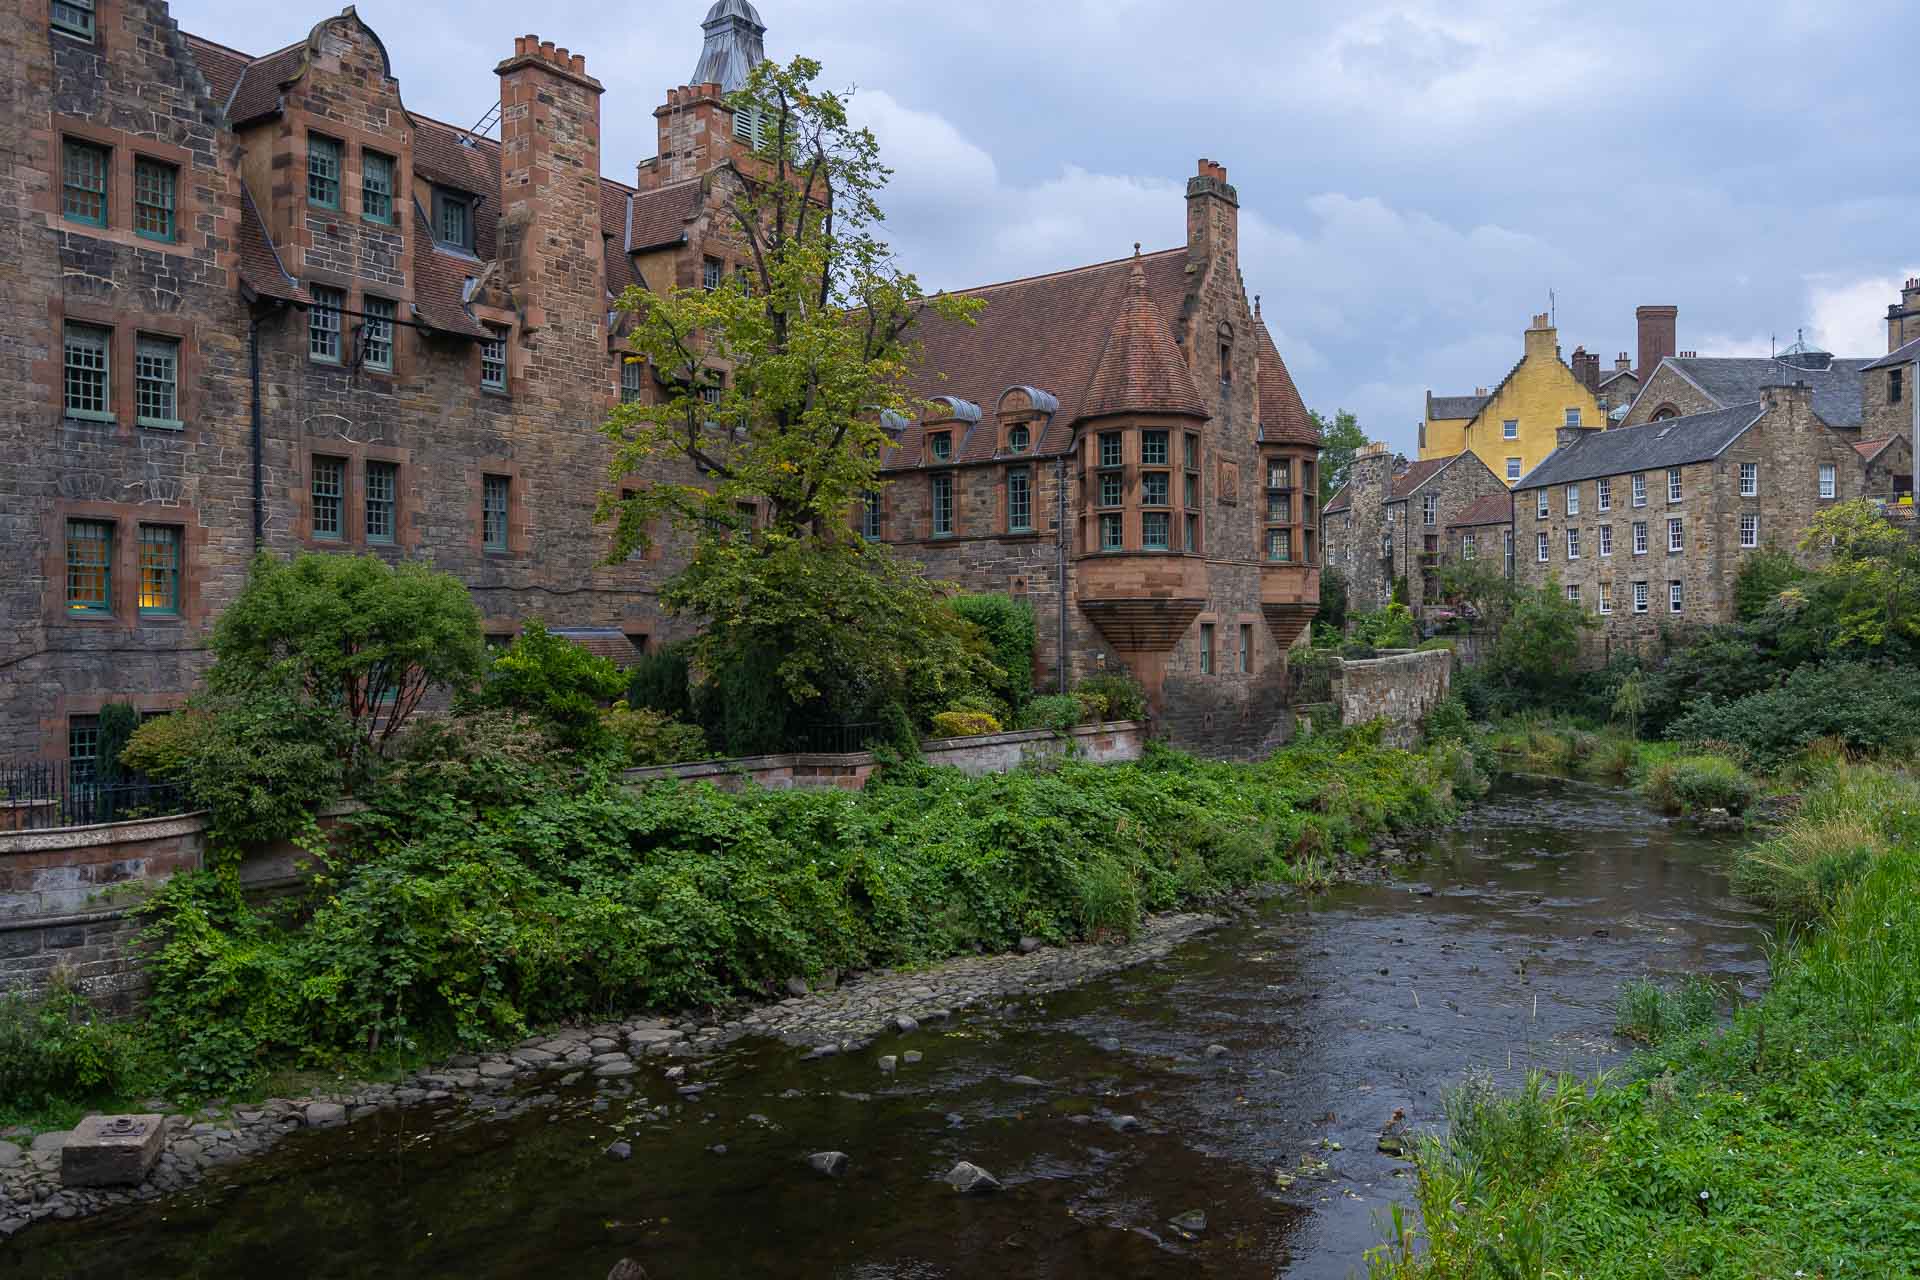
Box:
[1253,313,1317,446]
[1863,337,1920,371]
[1323,484,1350,514]
[601,180,643,296]
[1596,367,1637,390]
[184,35,251,109]
[898,248,1191,460]
[1854,436,1896,463]
[550,628,644,669]
[628,179,706,251]
[1390,456,1453,499]
[408,199,490,339]
[225,41,308,124]
[237,183,308,304]
[1448,493,1513,528]
[1081,253,1208,422]
[1428,394,1489,420]
[1659,356,1869,428]
[1517,403,1761,490]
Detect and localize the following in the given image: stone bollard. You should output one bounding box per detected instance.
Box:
[61,1115,164,1188]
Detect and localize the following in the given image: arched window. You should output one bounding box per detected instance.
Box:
[1006,423,1030,454]
[1651,405,1679,422]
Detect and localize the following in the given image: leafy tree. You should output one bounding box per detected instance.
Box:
[951,594,1036,714]
[1436,556,1519,630]
[94,702,140,784]
[1796,500,1920,656]
[471,620,628,749]
[1492,578,1597,694]
[1312,408,1367,505]
[1611,670,1648,739]
[1732,544,1807,622]
[208,553,484,768]
[1318,567,1349,632]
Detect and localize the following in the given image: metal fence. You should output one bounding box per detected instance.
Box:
[787,721,887,755]
[0,760,187,833]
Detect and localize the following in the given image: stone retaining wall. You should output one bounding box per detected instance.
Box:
[1333,648,1452,747]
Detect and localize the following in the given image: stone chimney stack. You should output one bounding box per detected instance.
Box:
[495,35,605,390]
[1186,158,1239,275]
[1760,381,1814,423]
[1523,312,1557,361]
[1887,277,1920,353]
[1615,351,1632,373]
[1571,346,1600,392]
[1637,305,1678,378]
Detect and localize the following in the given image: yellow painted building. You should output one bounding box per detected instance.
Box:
[1421,314,1606,486]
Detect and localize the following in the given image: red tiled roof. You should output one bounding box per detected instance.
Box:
[1448,493,1513,528]
[1389,456,1453,500]
[1081,253,1207,422]
[408,199,489,338]
[628,178,706,251]
[550,628,644,669]
[184,34,251,109]
[898,248,1192,461]
[225,41,308,125]
[237,184,308,304]
[1253,313,1317,446]
[1854,436,1895,462]
[1323,483,1350,514]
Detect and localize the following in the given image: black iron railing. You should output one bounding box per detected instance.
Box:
[0,760,186,833]
[788,722,887,755]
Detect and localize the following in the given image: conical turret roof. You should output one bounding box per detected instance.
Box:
[1080,249,1208,421]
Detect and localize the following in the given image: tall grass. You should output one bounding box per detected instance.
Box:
[1731,763,1920,920]
[1640,753,1756,816]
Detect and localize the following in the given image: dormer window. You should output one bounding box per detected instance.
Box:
[929,431,952,463]
[433,187,475,252]
[1006,423,1030,454]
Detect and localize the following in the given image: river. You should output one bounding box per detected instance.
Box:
[5,774,1769,1278]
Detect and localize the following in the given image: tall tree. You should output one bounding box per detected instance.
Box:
[601,57,993,738]
[1313,409,1367,505]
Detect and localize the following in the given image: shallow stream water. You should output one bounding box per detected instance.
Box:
[6,775,1769,1278]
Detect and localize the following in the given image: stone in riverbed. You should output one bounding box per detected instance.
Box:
[0,1141,20,1168]
[902,1051,922,1066]
[1109,1115,1142,1133]
[806,1150,849,1177]
[785,977,810,997]
[1006,1075,1045,1088]
[607,1259,649,1280]
[1017,937,1043,954]
[593,1059,639,1078]
[1168,1209,1208,1237]
[60,1116,164,1188]
[477,1060,517,1079]
[1096,1036,1122,1053]
[605,1141,632,1161]
[1203,1044,1230,1060]
[945,1161,1001,1193]
[877,1055,897,1073]
[304,1103,347,1129]
[891,1015,919,1035]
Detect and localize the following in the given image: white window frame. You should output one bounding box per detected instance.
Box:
[1506,457,1521,481]
[1599,524,1612,557]
[1739,462,1757,497]
[1566,583,1580,606]
[1565,407,1581,427]
[1598,583,1612,615]
[1633,581,1649,614]
[1633,521,1648,555]
[1739,512,1758,548]
[1503,418,1518,440]
[1462,531,1476,560]
[1565,483,1580,516]
[1667,467,1683,503]
[1597,478,1611,511]
[1422,493,1438,526]
[1536,531,1549,562]
[1566,527,1581,559]
[1667,516,1683,553]
[1536,490,1549,519]
[1670,580,1684,613]
[1632,473,1647,507]
[480,326,508,391]
[1818,463,1836,499]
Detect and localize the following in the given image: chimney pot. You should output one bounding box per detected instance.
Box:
[555,46,569,62]
[572,53,586,73]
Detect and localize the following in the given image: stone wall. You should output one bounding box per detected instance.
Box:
[1334,648,1451,747]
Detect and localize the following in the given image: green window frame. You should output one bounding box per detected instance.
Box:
[1142,510,1170,550]
[434,189,472,250]
[481,327,508,390]
[1098,472,1122,508]
[1007,466,1032,532]
[1098,431,1123,468]
[307,134,342,208]
[1006,423,1030,454]
[365,461,397,544]
[1199,623,1214,674]
[135,334,181,428]
[860,489,882,540]
[51,0,94,40]
[1098,512,1122,551]
[65,519,113,614]
[928,431,952,462]
[311,456,345,540]
[310,286,343,363]
[1141,471,1170,507]
[133,158,176,241]
[63,323,112,421]
[68,716,101,784]
[1142,430,1170,465]
[62,139,108,227]
[619,358,643,404]
[137,524,181,615]
[482,475,510,551]
[931,473,954,536]
[1185,512,1200,552]
[362,151,395,225]
[362,297,395,372]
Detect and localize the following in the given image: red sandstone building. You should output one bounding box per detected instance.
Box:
[0,0,1318,766]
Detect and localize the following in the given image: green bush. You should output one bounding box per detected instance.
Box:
[95,702,140,784]
[472,620,628,749]
[1017,694,1083,732]
[1641,753,1754,815]
[1733,544,1807,621]
[0,977,151,1110]
[1352,604,1416,649]
[603,703,711,766]
[951,595,1036,715]
[625,639,695,721]
[1423,696,1471,745]
[1076,671,1147,722]
[1667,661,1920,768]
[1614,975,1719,1043]
[929,710,1001,738]
[1318,567,1349,633]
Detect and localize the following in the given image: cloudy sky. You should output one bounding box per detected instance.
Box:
[176,0,1917,453]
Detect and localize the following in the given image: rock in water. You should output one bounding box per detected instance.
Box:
[1203,1044,1229,1059]
[1168,1209,1208,1237]
[604,1141,632,1161]
[607,1260,649,1280]
[785,977,810,997]
[877,1055,898,1073]
[1006,1075,1045,1088]
[946,1161,1002,1193]
[806,1150,850,1177]
[891,1015,919,1035]
[1017,936,1043,954]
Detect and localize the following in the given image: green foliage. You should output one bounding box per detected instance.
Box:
[1318,566,1350,633]
[1609,670,1647,739]
[209,552,485,768]
[1016,694,1083,732]
[1423,696,1471,746]
[929,710,1001,738]
[1435,556,1519,631]
[1795,499,1920,655]
[951,595,1036,716]
[471,620,627,749]
[1386,765,1920,1280]
[131,727,1479,1091]
[1667,661,1920,768]
[1076,672,1148,722]
[1732,543,1806,621]
[1614,975,1719,1044]
[1731,762,1920,920]
[1492,578,1596,691]
[625,639,695,722]
[121,675,348,856]
[603,703,711,766]
[1311,408,1368,505]
[1639,753,1755,815]
[95,702,140,783]
[0,976,152,1110]
[1391,575,1411,607]
[1351,604,1416,649]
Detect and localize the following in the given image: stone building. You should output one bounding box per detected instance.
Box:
[1623,345,1872,430]
[1512,384,1887,648]
[1,0,1320,765]
[1322,445,1507,614]
[875,160,1323,752]
[1419,313,1606,486]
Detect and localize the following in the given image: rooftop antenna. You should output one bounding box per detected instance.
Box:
[1549,288,1555,327]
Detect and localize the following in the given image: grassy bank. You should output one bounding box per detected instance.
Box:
[4,724,1483,1120]
[1370,756,1920,1278]
[1486,715,1772,822]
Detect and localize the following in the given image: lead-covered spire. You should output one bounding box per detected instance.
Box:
[691,0,766,92]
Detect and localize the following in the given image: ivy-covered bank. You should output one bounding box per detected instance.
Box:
[1369,756,1920,1279]
[2,725,1483,1120]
